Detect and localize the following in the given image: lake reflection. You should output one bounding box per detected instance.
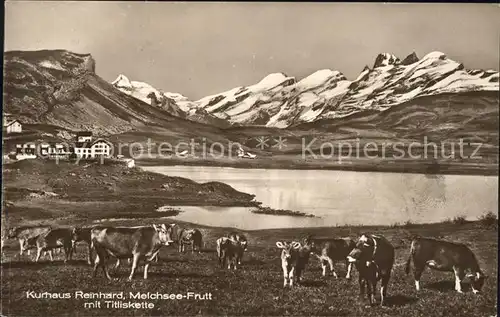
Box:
[143,166,498,229]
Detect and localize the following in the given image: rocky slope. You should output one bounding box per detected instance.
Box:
[2,50,235,150]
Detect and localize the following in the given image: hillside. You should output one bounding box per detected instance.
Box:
[2,50,236,152]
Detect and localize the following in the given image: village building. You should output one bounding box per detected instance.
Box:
[73,138,113,159]
[15,143,36,160]
[3,114,22,134]
[40,142,70,159]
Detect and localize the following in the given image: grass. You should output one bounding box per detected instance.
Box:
[1,221,497,316]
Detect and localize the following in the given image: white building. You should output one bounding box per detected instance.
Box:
[40,143,69,159]
[15,143,36,160]
[5,119,22,134]
[74,138,113,159]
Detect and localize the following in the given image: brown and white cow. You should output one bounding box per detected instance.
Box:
[91,224,173,280]
[405,236,487,294]
[72,225,159,267]
[227,232,248,265]
[347,234,395,306]
[7,225,52,256]
[35,227,76,263]
[276,240,313,287]
[167,224,203,253]
[305,235,356,279]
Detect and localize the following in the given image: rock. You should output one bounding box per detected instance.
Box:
[100,173,108,177]
[69,173,76,177]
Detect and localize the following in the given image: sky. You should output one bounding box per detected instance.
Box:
[4,2,500,100]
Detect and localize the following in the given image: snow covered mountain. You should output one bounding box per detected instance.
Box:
[194,51,498,128]
[112,51,498,128]
[111,74,231,127]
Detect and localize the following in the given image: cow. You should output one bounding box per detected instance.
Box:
[166,224,203,253]
[71,227,94,265]
[7,225,52,256]
[91,224,173,280]
[227,232,248,265]
[72,225,159,267]
[35,227,77,263]
[404,236,487,294]
[305,235,356,279]
[347,234,395,306]
[275,240,313,287]
[216,236,246,270]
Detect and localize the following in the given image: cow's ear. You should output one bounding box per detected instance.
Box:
[276,241,285,248]
[292,242,301,249]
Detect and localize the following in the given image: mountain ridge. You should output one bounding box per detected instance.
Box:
[112,50,498,129]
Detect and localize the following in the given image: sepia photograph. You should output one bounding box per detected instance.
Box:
[1,2,498,316]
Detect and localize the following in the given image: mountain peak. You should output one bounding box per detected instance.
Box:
[251,72,295,91]
[401,52,420,65]
[373,53,400,68]
[422,51,447,60]
[112,74,132,88]
[297,69,346,88]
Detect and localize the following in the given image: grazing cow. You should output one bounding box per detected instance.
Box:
[72,227,94,265]
[91,224,173,280]
[35,227,76,263]
[276,240,313,287]
[305,236,356,279]
[404,236,486,294]
[72,225,158,267]
[216,236,246,270]
[7,225,52,256]
[167,224,203,253]
[347,234,395,306]
[227,232,248,265]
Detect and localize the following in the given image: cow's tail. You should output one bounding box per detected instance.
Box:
[405,240,415,275]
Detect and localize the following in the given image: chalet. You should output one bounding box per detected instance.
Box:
[15,143,36,160]
[4,119,22,134]
[40,142,70,159]
[73,138,113,159]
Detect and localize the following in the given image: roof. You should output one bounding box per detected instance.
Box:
[5,119,22,127]
[74,139,112,149]
[76,131,92,136]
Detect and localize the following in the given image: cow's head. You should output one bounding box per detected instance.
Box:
[467,271,486,293]
[71,227,82,243]
[7,227,18,239]
[347,234,375,264]
[153,224,174,246]
[240,240,248,251]
[302,235,320,255]
[276,241,301,261]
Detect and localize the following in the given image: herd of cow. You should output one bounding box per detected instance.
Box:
[2,223,487,307]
